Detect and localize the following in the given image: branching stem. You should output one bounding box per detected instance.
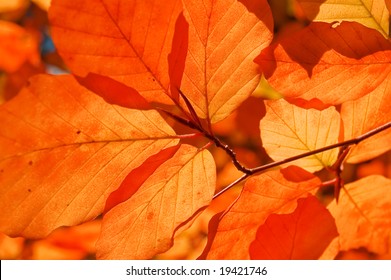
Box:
[213,120,391,199]
[162,89,391,200]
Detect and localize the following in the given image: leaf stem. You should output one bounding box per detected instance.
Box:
[213,120,391,199]
[204,132,253,174]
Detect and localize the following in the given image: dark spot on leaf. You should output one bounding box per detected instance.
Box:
[28,189,32,192]
[76,130,81,134]
[147,212,154,220]
[28,161,33,166]
[0,169,3,173]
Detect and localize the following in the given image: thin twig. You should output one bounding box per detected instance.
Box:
[213,120,391,199]
[204,133,253,174]
[213,173,249,199]
[250,121,391,174]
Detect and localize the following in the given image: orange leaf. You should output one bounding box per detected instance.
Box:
[180,0,273,122]
[260,98,340,172]
[204,166,321,259]
[30,220,101,260]
[256,21,391,105]
[76,73,151,110]
[249,195,338,259]
[103,145,180,214]
[0,20,40,72]
[0,74,179,238]
[328,175,391,255]
[341,89,391,163]
[49,0,183,105]
[96,144,216,259]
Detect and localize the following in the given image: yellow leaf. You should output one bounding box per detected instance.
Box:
[260,99,340,172]
[295,0,390,37]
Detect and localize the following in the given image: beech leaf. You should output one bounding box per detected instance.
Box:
[295,0,390,38]
[260,98,340,172]
[256,21,391,105]
[341,89,391,164]
[249,195,338,260]
[203,166,321,259]
[0,75,179,238]
[180,0,273,123]
[103,145,180,214]
[75,73,152,110]
[49,0,184,105]
[96,144,216,259]
[328,176,391,255]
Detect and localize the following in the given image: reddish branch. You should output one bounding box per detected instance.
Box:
[162,90,391,200]
[213,120,391,199]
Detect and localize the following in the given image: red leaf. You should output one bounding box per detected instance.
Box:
[49,0,183,105]
[203,166,321,259]
[168,12,189,102]
[75,73,151,110]
[256,21,391,105]
[104,145,180,214]
[249,195,338,259]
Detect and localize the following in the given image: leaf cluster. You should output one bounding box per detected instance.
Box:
[0,0,390,259]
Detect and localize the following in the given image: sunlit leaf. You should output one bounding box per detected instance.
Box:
[203,166,321,259]
[97,144,216,259]
[180,0,273,122]
[341,89,391,163]
[260,98,340,172]
[250,195,338,259]
[328,176,391,255]
[0,75,179,238]
[295,0,390,37]
[49,0,183,105]
[256,21,391,105]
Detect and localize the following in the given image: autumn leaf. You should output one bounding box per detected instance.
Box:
[328,176,391,255]
[49,0,183,105]
[256,21,391,105]
[249,195,338,260]
[295,0,390,37]
[75,73,152,110]
[179,0,273,122]
[103,145,180,214]
[96,144,215,259]
[0,20,40,72]
[260,98,340,172]
[0,74,179,238]
[203,166,321,259]
[49,0,273,123]
[341,89,391,164]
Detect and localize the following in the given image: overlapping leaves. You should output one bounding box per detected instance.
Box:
[0,0,390,260]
